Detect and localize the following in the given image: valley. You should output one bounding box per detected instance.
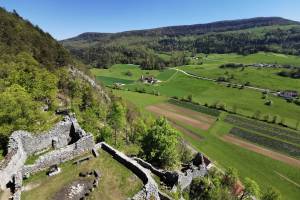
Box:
[89,51,300,199]
[1,3,300,199]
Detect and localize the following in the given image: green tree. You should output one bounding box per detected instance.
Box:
[141,117,179,168]
[189,177,211,200]
[108,101,126,145]
[240,178,260,200]
[130,118,147,144]
[96,126,113,143]
[223,167,239,188]
[261,187,281,200]
[0,84,44,138]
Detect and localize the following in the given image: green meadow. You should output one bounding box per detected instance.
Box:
[90,52,300,199]
[91,52,300,128]
[111,90,300,200]
[180,52,300,92]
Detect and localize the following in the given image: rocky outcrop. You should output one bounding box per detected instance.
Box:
[69,67,111,103]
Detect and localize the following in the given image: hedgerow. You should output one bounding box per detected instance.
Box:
[168,98,220,117]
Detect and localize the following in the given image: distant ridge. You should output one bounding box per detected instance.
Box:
[61,16,300,68]
[64,17,299,41]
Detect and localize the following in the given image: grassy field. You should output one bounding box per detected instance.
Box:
[22,150,143,200]
[91,53,300,128]
[123,72,300,127]
[179,120,300,200]
[90,52,300,199]
[112,91,300,200]
[179,52,300,92]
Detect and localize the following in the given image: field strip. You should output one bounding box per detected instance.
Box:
[156,103,215,123]
[169,120,203,143]
[146,103,214,130]
[222,134,300,168]
[274,171,300,188]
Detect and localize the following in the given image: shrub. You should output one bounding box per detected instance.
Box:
[96,126,113,143]
[265,100,272,106]
[141,118,179,168]
[125,70,133,76]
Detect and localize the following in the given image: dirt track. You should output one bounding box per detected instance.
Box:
[146,103,215,130]
[222,134,300,168]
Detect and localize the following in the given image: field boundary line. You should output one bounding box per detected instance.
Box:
[274,171,300,188]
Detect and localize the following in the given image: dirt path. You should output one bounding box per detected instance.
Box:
[222,134,300,168]
[146,103,214,130]
[22,182,41,192]
[0,189,11,200]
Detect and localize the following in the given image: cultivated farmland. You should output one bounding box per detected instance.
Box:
[91,52,300,200]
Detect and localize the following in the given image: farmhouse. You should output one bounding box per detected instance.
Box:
[140,75,158,84]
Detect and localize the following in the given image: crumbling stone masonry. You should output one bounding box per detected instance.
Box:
[96,142,161,200]
[0,116,95,200]
[0,115,211,200]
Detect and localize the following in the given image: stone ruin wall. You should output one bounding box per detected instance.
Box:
[23,135,94,176]
[0,131,27,191]
[0,113,211,200]
[97,142,161,200]
[0,116,94,191]
[21,119,73,155]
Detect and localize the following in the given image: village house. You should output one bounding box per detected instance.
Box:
[140,75,158,84]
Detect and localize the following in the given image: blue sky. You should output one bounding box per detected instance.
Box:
[1,0,300,40]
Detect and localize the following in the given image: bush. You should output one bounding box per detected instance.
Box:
[265,100,272,106]
[168,98,220,117]
[178,141,193,164]
[125,70,133,76]
[96,126,113,143]
[141,117,179,168]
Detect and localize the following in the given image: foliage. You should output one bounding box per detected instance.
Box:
[168,98,221,117]
[241,178,260,200]
[188,167,242,200]
[223,167,239,188]
[0,84,45,143]
[108,101,126,145]
[140,117,179,168]
[0,7,71,69]
[62,17,300,68]
[178,140,194,164]
[261,187,281,200]
[96,126,113,143]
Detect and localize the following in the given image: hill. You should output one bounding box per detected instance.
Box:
[62,17,300,68]
[0,7,110,157]
[66,17,298,39]
[0,7,71,69]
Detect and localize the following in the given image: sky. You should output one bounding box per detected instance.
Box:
[1,0,300,40]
